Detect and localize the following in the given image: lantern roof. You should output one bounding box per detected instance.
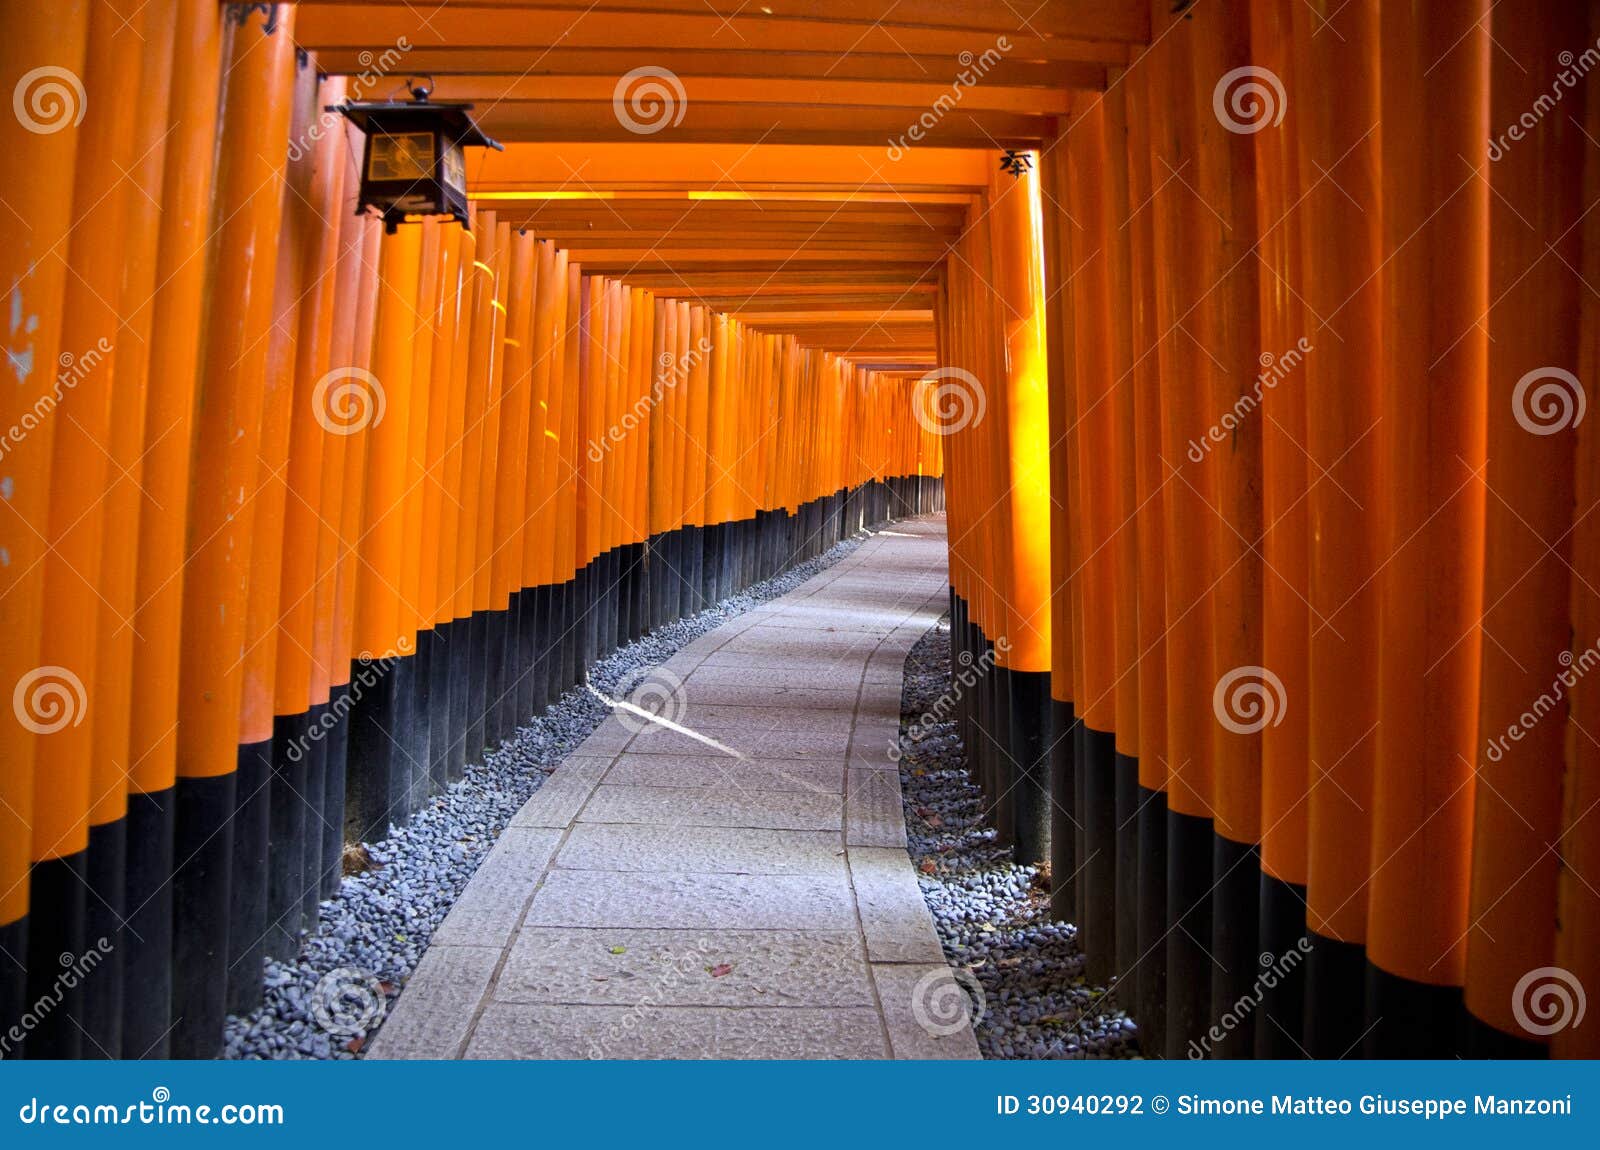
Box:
[328,95,504,152]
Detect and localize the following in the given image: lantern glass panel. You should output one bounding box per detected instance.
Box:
[442,141,466,193]
[369,131,435,181]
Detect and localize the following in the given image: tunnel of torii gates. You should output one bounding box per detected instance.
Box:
[0,0,1598,1064]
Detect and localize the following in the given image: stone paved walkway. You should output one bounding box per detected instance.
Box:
[368,516,979,1059]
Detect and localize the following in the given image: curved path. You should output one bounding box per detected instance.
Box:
[369,516,977,1059]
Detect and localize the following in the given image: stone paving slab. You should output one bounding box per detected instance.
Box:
[665,682,862,709]
[681,703,854,733]
[602,752,843,793]
[555,824,847,875]
[624,725,851,759]
[496,928,874,1008]
[525,870,858,931]
[430,827,564,948]
[507,756,613,829]
[366,945,502,1060]
[712,647,879,669]
[577,783,843,830]
[871,963,984,1059]
[682,665,863,690]
[374,517,976,1061]
[846,766,909,850]
[464,1003,890,1059]
[849,847,947,964]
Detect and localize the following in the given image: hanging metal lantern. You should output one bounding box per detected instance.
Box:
[329,78,502,232]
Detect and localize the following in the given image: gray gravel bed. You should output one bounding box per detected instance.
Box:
[895,617,1141,1059]
[222,533,865,1059]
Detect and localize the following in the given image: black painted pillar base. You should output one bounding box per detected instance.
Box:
[1302,930,1367,1058]
[1048,699,1078,924]
[266,712,311,963]
[321,685,350,899]
[1464,1010,1547,1059]
[1165,807,1213,1060]
[300,701,328,930]
[1081,725,1117,985]
[1114,751,1140,977]
[514,590,538,725]
[408,630,432,808]
[82,815,127,1058]
[0,916,26,1058]
[390,650,421,822]
[427,621,454,791]
[121,784,174,1058]
[465,611,488,764]
[532,585,555,717]
[484,606,511,750]
[344,657,402,845]
[170,770,235,1059]
[1209,834,1262,1060]
[1006,669,1051,866]
[1364,964,1467,1058]
[447,618,471,782]
[1136,785,1168,1057]
[225,738,272,1016]
[1254,872,1307,1059]
[24,851,88,1057]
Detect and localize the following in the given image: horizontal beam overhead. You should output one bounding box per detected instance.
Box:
[291,3,1112,357]
[468,102,1055,147]
[314,47,1109,89]
[424,75,1077,115]
[294,6,1136,63]
[468,142,992,191]
[299,0,1150,42]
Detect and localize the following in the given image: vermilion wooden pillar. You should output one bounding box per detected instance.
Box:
[1249,0,1312,1060]
[1292,0,1383,1059]
[27,0,145,1060]
[0,0,91,1058]
[1368,0,1489,1058]
[171,3,296,1058]
[1466,0,1589,1056]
